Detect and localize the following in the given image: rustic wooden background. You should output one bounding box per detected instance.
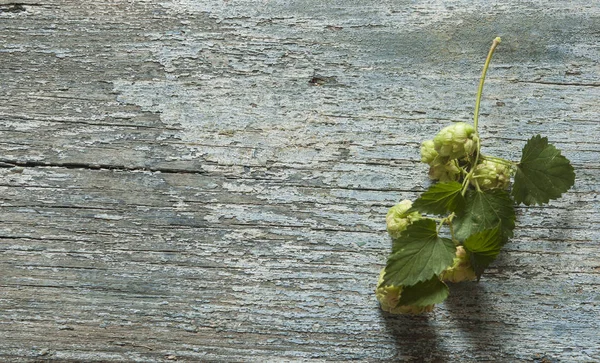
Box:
[1,1,599,362]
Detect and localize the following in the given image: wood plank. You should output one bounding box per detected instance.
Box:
[1,1,599,361]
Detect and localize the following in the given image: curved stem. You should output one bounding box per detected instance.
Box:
[462,37,501,196]
[446,214,458,245]
[474,37,502,133]
[481,154,517,168]
[436,219,445,234]
[436,213,456,235]
[461,172,470,195]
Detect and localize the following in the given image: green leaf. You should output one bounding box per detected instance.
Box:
[412,182,466,215]
[397,276,449,306]
[512,135,575,206]
[463,224,503,280]
[453,189,515,242]
[384,219,456,286]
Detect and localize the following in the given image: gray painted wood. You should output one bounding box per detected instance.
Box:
[1,1,599,362]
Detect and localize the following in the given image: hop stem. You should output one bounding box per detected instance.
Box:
[474,37,501,134]
[462,37,502,196]
[481,154,517,168]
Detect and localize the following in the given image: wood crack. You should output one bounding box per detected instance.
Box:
[0,159,206,175]
[515,80,600,87]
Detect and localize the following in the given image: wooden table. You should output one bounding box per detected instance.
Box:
[1,1,599,361]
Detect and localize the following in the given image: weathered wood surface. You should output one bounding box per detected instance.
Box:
[1,1,599,362]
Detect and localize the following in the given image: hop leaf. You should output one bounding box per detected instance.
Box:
[396,276,449,307]
[433,122,477,159]
[463,224,503,280]
[471,159,511,190]
[453,189,516,243]
[512,135,575,205]
[412,182,465,215]
[384,219,456,287]
[386,200,422,240]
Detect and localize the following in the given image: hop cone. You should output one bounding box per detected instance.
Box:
[375,269,434,314]
[433,122,477,159]
[386,200,422,239]
[440,246,477,283]
[471,159,511,190]
[421,139,462,182]
[428,159,461,182]
[420,139,438,165]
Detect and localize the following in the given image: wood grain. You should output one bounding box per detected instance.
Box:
[1,1,599,362]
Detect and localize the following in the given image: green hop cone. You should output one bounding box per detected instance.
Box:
[386,200,422,239]
[440,246,477,283]
[420,139,438,165]
[433,122,477,159]
[375,269,434,314]
[470,159,511,190]
[428,159,461,182]
[421,138,461,182]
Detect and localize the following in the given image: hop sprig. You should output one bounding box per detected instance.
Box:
[376,37,575,315]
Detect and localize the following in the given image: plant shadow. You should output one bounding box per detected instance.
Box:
[382,311,446,362]
[383,282,513,362]
[443,281,511,360]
